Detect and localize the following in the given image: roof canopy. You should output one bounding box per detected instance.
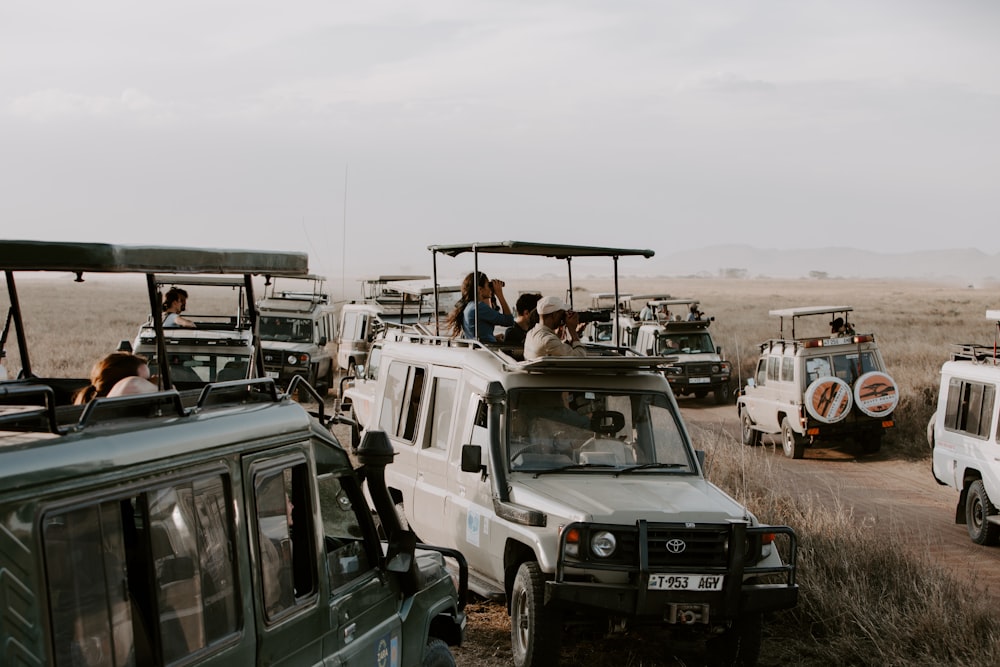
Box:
[428,241,655,259]
[769,306,853,319]
[0,240,308,275]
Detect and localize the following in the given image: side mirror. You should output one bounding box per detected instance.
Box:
[695,450,706,470]
[746,378,756,388]
[646,347,654,356]
[117,340,133,353]
[716,346,721,354]
[461,444,486,476]
[318,336,327,346]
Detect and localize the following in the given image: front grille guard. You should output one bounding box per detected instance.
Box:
[555,520,797,589]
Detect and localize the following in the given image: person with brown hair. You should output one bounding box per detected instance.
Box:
[163,287,195,328]
[445,272,513,343]
[72,352,157,404]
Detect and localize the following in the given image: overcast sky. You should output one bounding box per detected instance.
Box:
[2,1,998,281]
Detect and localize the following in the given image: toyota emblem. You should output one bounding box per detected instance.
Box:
[666,539,686,554]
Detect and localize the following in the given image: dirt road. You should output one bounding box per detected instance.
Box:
[679,398,1000,598]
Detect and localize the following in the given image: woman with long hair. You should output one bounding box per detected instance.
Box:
[446,271,513,343]
[73,352,156,404]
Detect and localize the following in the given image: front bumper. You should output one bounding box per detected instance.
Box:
[546,521,797,622]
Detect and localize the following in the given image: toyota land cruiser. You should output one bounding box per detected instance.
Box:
[929,311,1000,545]
[350,241,798,667]
[737,306,898,458]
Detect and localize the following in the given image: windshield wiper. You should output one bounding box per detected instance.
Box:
[618,462,687,473]
[530,463,618,477]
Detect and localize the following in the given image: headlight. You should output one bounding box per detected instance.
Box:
[287,354,298,365]
[286,353,310,366]
[711,364,720,373]
[590,531,617,558]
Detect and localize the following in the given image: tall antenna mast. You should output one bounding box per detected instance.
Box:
[341,164,348,300]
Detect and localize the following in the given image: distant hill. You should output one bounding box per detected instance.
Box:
[641,245,1000,285]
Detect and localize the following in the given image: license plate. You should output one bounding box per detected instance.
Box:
[648,574,724,591]
[265,371,279,379]
[689,377,711,384]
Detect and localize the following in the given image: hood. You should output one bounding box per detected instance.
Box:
[508,474,750,525]
[261,340,317,353]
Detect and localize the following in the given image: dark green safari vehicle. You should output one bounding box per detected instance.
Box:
[0,241,465,667]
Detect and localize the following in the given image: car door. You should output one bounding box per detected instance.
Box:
[412,367,461,547]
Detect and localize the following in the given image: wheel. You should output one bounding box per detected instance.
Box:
[741,412,762,447]
[421,638,456,667]
[714,383,731,405]
[966,480,1000,545]
[859,432,882,454]
[510,562,561,667]
[781,418,805,459]
[705,613,762,667]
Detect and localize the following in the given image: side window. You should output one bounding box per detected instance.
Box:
[378,362,425,443]
[425,377,457,450]
[317,474,374,589]
[379,362,408,435]
[944,379,996,439]
[43,473,239,667]
[471,398,489,447]
[254,463,317,621]
[781,357,794,382]
[754,358,766,386]
[766,356,780,382]
[366,346,382,382]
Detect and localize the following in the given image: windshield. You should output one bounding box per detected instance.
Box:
[260,316,313,343]
[150,353,250,385]
[657,332,715,355]
[506,389,693,473]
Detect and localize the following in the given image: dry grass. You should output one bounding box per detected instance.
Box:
[701,428,1000,666]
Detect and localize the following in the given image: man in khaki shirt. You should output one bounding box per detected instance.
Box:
[523,296,588,360]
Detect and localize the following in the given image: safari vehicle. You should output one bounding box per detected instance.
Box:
[0,240,465,667]
[351,241,799,667]
[337,280,460,377]
[631,299,732,404]
[258,274,337,395]
[128,275,256,390]
[928,311,1000,546]
[737,306,898,458]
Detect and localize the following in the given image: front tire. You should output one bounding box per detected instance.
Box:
[966,480,1000,545]
[714,383,731,405]
[421,638,456,667]
[781,418,805,459]
[741,412,762,447]
[706,613,762,667]
[510,562,561,667]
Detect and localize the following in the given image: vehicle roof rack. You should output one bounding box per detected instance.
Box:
[768,305,854,339]
[951,343,999,364]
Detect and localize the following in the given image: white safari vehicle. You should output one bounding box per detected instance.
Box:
[738,306,898,458]
[353,241,799,667]
[929,311,1000,545]
[629,299,732,404]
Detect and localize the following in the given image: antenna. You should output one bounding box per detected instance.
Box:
[342,164,348,302]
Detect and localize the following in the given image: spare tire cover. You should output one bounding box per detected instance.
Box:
[804,377,853,424]
[853,371,899,418]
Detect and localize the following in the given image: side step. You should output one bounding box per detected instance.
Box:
[454,566,505,602]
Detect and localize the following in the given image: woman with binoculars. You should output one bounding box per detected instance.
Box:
[446,272,513,343]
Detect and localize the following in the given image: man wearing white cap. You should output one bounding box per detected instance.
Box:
[523,295,588,360]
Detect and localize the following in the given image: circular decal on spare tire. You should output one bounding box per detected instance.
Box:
[853,371,899,417]
[804,377,853,424]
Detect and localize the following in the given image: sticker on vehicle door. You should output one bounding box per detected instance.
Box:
[854,371,899,417]
[375,632,399,667]
[804,377,852,423]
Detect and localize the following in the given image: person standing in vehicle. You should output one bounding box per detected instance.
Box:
[503,292,542,347]
[524,296,587,360]
[446,272,513,343]
[163,287,196,328]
